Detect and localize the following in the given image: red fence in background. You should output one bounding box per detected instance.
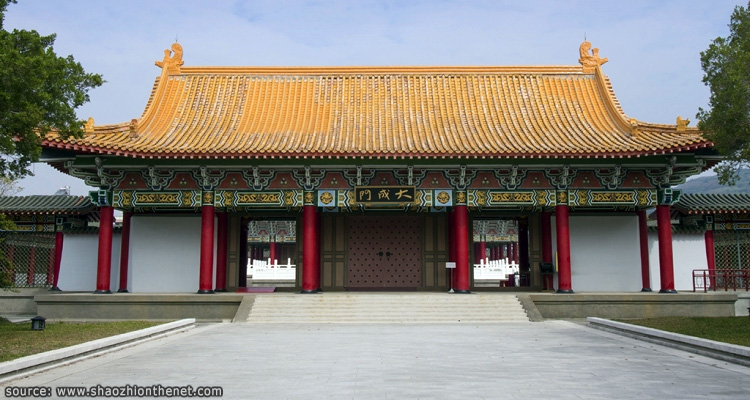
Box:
[692,269,750,292]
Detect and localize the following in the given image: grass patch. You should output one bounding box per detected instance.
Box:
[0,319,161,362]
[621,317,750,347]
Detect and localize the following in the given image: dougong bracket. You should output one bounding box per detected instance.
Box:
[292,167,325,191]
[94,157,125,189]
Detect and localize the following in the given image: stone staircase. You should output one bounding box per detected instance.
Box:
[234,292,529,323]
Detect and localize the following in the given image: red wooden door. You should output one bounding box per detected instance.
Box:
[346,216,423,289]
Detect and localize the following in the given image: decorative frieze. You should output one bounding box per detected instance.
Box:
[466,189,656,209]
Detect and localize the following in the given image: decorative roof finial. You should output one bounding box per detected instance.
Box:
[129,119,139,139]
[155,42,184,74]
[629,118,640,137]
[84,117,95,133]
[676,116,690,132]
[578,41,608,72]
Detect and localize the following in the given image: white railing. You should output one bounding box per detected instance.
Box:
[248,258,296,281]
[473,258,519,285]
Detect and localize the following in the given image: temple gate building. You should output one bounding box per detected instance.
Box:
[40,42,716,294]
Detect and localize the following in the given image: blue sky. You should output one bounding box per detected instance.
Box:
[4,0,746,195]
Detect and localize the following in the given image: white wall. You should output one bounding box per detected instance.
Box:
[552,215,641,292]
[648,232,707,292]
[129,215,215,293]
[58,232,121,291]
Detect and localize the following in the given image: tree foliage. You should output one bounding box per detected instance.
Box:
[0,0,103,180]
[698,2,750,185]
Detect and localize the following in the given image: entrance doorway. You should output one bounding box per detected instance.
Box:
[246,219,297,287]
[472,218,530,288]
[345,215,423,290]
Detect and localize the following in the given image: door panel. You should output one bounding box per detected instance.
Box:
[346,216,423,289]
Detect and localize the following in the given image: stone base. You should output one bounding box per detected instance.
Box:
[34,293,244,322]
[528,292,739,319]
[0,288,49,315]
[735,292,750,317]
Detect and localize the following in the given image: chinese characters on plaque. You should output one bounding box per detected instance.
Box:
[354,186,417,205]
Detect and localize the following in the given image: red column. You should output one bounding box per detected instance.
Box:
[117,211,132,293]
[314,209,322,290]
[656,204,677,293]
[637,210,652,292]
[705,229,716,271]
[454,205,471,293]
[478,242,487,263]
[215,212,228,292]
[198,204,215,294]
[302,205,319,293]
[705,227,716,289]
[95,205,114,293]
[513,241,519,264]
[269,241,278,264]
[51,231,63,290]
[27,245,36,285]
[555,204,573,293]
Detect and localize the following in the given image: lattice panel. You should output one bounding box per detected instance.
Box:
[714,231,750,270]
[346,216,423,288]
[0,232,56,288]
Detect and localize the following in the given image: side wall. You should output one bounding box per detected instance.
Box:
[648,232,708,292]
[58,233,122,291]
[552,214,641,292]
[129,215,215,293]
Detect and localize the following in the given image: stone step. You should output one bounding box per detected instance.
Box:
[238,293,530,323]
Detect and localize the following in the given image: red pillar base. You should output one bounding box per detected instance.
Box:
[640,288,653,292]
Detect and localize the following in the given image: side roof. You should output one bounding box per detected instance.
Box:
[674,193,750,215]
[0,195,97,215]
[43,41,710,160]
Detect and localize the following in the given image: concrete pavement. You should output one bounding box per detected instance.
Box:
[2,321,750,399]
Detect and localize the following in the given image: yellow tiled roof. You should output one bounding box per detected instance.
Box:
[44,43,710,159]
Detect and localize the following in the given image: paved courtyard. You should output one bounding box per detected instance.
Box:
[3,321,750,399]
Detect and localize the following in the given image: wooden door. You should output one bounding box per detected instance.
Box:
[346,216,423,289]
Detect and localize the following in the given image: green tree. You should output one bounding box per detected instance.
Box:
[0,0,100,289]
[698,1,750,185]
[0,0,103,180]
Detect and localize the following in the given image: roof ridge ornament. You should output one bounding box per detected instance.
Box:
[629,118,640,137]
[83,117,94,133]
[155,42,184,74]
[578,41,608,73]
[676,116,690,132]
[129,119,139,139]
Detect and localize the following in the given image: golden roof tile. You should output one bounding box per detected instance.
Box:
[43,42,710,159]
